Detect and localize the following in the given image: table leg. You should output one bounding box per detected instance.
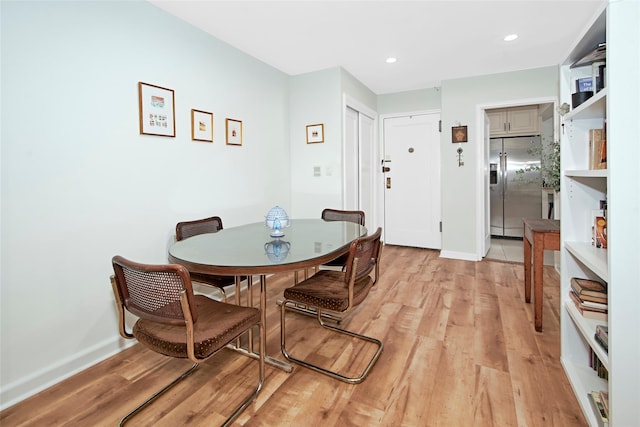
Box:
[247,275,254,354]
[258,275,292,371]
[533,233,544,332]
[524,231,532,303]
[229,275,293,372]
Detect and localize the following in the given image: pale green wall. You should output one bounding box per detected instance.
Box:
[341,68,378,111]
[440,66,559,258]
[289,68,343,217]
[1,0,291,406]
[378,88,442,114]
[288,67,378,219]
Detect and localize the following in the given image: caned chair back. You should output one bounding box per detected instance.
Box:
[176,216,223,241]
[321,208,365,226]
[111,255,197,325]
[344,227,382,287]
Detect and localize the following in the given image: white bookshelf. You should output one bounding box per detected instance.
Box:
[559,2,640,426]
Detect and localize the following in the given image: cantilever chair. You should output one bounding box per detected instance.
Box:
[176,216,240,301]
[320,208,366,270]
[110,256,264,427]
[280,227,383,384]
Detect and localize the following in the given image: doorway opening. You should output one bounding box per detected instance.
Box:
[482,101,556,262]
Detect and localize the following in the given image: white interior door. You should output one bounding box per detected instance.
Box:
[383,113,441,249]
[344,105,375,224]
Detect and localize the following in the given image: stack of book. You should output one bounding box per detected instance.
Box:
[570,277,608,320]
[595,325,608,353]
[588,390,609,427]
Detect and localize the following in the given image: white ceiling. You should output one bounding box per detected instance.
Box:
[149,0,607,94]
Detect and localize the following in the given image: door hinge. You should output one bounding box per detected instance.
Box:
[439,120,442,132]
[439,221,442,232]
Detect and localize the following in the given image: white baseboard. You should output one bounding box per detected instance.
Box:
[1,274,273,411]
[439,250,481,261]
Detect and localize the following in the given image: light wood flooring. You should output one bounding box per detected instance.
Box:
[0,245,586,426]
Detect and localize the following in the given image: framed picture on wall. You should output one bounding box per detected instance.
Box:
[191,109,213,142]
[452,125,468,143]
[138,82,175,137]
[306,124,324,144]
[226,118,242,146]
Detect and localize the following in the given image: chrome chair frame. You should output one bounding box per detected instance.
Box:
[280,228,383,384]
[110,256,264,427]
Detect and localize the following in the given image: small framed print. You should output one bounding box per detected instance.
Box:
[226,118,242,146]
[138,82,175,137]
[452,125,468,143]
[191,109,213,142]
[306,124,324,144]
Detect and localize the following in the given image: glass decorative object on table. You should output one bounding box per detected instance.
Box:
[265,205,290,237]
[264,239,291,262]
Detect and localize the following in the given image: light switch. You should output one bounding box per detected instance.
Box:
[313,166,321,176]
[325,166,332,176]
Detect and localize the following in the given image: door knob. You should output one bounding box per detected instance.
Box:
[382,166,391,172]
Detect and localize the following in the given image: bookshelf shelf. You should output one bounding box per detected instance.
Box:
[565,241,608,281]
[564,169,607,178]
[565,301,609,368]
[565,88,607,121]
[561,358,608,427]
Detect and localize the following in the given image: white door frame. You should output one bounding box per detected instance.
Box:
[475,96,558,260]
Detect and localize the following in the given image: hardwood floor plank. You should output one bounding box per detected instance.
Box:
[472,365,519,427]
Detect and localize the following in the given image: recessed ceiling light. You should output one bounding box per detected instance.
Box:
[386,57,397,64]
[504,34,518,42]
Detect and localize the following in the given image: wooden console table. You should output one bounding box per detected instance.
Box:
[523,218,560,332]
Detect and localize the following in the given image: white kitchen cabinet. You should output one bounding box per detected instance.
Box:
[488,105,539,136]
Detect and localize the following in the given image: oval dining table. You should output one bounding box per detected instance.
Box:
[168,218,367,372]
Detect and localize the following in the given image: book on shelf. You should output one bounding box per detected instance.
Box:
[588,391,609,427]
[589,128,607,170]
[595,331,609,353]
[576,77,594,93]
[589,349,609,379]
[571,278,607,305]
[569,291,608,311]
[594,324,608,352]
[596,324,608,339]
[591,211,607,249]
[569,291,608,321]
[571,277,607,300]
[599,390,609,419]
[582,298,608,310]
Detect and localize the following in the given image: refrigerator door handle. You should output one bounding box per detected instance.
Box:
[498,152,504,196]
[503,152,508,196]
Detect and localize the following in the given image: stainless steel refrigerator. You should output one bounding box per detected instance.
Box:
[490,136,542,238]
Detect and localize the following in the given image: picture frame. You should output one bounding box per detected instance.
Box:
[191,109,213,142]
[452,125,468,143]
[138,82,175,137]
[225,118,242,146]
[306,124,324,144]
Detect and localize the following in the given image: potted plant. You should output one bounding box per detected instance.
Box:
[515,138,561,192]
